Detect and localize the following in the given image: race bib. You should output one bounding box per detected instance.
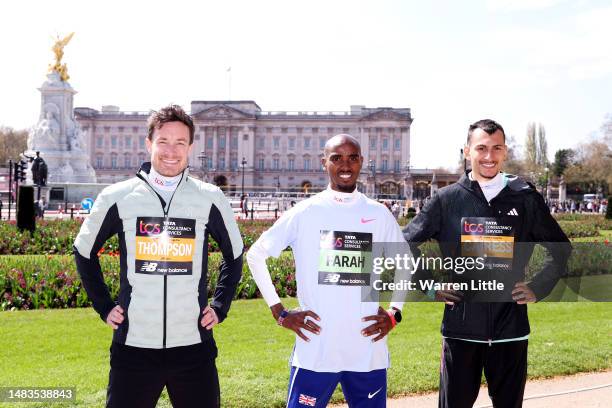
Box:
[318,230,372,286]
[135,217,196,275]
[460,217,514,270]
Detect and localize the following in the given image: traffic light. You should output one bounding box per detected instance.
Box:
[15,160,27,183]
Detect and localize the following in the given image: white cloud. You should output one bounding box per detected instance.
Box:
[486,0,570,12]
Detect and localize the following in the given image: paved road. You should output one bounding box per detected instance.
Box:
[333,371,612,407]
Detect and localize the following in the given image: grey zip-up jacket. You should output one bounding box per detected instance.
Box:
[74,162,243,349]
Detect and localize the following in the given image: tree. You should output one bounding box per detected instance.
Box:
[0,126,28,164]
[523,122,549,184]
[502,135,525,175]
[524,122,538,174]
[552,149,574,177]
[564,138,612,195]
[537,123,548,167]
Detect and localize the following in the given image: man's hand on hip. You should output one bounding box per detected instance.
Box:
[271,303,321,342]
[512,282,537,304]
[435,289,464,305]
[362,306,393,342]
[106,305,124,330]
[201,305,219,330]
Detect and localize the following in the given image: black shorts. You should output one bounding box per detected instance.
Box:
[439,338,528,408]
[107,341,220,408]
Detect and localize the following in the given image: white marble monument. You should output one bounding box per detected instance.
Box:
[26,34,96,184]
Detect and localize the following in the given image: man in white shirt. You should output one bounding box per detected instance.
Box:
[247,134,405,407]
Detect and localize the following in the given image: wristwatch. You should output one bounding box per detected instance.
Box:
[388,307,402,326]
[277,309,289,327]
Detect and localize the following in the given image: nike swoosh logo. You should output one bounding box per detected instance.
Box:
[368,388,382,399]
[361,218,376,223]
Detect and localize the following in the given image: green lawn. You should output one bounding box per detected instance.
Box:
[1,301,611,407]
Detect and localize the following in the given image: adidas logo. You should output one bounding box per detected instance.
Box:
[507,208,519,216]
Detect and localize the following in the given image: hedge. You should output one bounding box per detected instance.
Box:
[0,219,273,256]
[2,240,609,311]
[0,253,296,311]
[2,215,609,256]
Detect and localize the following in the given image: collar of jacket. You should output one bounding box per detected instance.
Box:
[458,170,535,196]
[136,162,190,186]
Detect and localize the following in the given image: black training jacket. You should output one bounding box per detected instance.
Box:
[403,172,571,341]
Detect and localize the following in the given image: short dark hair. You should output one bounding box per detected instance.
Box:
[467,119,505,145]
[147,104,194,144]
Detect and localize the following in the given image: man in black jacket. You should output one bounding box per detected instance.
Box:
[403,119,571,408]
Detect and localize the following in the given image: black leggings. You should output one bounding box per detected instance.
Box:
[439,338,528,408]
[107,342,220,408]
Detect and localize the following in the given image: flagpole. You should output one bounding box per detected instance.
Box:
[227,67,232,100]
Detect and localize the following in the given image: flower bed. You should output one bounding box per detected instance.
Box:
[0,219,273,255]
[2,239,609,311]
[0,252,294,311]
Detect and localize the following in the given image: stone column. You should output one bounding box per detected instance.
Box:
[401,127,410,170]
[225,127,230,170]
[212,127,218,170]
[246,126,256,189]
[237,126,246,169]
[376,128,382,170]
[361,127,369,159]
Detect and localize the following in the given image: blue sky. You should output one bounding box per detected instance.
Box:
[1,0,610,168]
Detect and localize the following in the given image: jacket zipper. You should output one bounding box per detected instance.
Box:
[468,180,497,345]
[136,169,186,349]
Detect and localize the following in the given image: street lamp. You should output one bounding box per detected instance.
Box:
[403,161,411,175]
[241,157,247,196]
[544,167,550,202]
[403,161,413,200]
[197,151,207,181]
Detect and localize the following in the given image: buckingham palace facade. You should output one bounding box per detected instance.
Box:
[75,100,418,197]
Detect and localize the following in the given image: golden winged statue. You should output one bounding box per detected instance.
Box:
[49,32,75,82]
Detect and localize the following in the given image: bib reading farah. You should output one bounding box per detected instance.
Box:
[318,230,372,286]
[135,217,196,275]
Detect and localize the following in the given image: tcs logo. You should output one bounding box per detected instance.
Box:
[463,221,484,233]
[139,220,161,235]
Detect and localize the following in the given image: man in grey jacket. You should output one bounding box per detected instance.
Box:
[74,105,243,408]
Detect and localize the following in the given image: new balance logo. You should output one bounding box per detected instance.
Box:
[507,208,519,216]
[140,262,158,272]
[323,273,341,284]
